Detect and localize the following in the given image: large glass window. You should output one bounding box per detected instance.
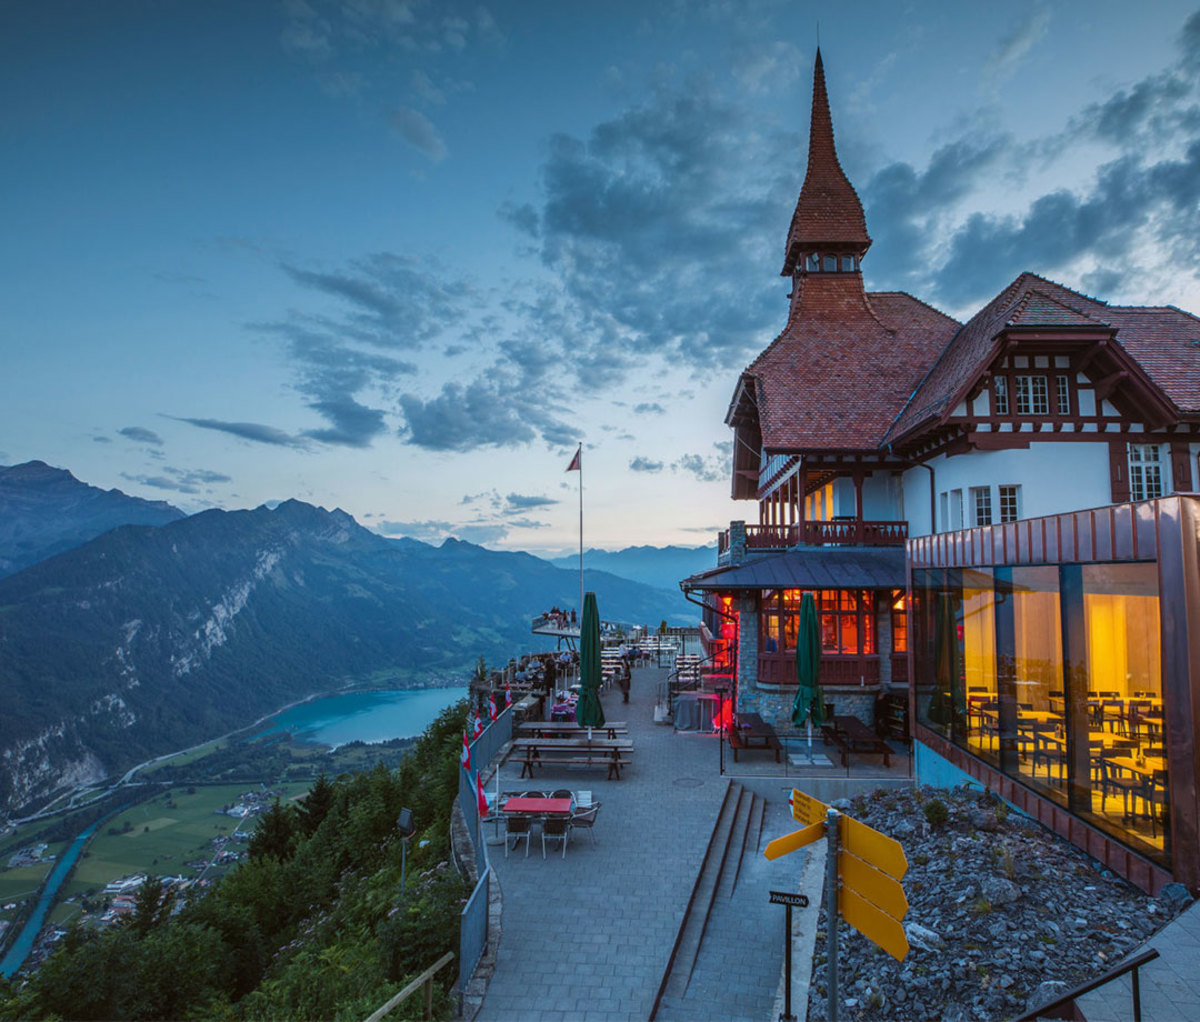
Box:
[891,591,907,653]
[760,589,877,658]
[1005,567,1066,803]
[912,560,1168,867]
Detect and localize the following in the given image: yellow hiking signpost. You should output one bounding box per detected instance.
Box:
[765,790,911,1021]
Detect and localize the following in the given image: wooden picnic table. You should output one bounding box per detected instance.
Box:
[729,712,781,762]
[513,736,634,780]
[822,715,892,768]
[518,721,628,740]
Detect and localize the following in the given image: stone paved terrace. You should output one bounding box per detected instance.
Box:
[1075,898,1200,1022]
[473,665,912,1021]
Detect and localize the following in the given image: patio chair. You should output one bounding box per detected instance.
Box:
[569,803,601,848]
[542,816,570,858]
[505,815,532,858]
[550,789,573,801]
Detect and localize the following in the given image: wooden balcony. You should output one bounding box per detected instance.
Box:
[718,520,908,555]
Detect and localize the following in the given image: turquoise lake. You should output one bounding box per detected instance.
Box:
[259,688,468,747]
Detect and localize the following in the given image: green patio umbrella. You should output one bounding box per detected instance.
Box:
[575,591,606,730]
[792,592,823,758]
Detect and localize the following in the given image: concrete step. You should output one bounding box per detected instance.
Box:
[652,780,758,1017]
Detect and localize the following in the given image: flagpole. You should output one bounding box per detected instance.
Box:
[578,444,584,619]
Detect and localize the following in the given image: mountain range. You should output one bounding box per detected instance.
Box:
[544,544,716,592]
[0,463,698,812]
[0,460,184,578]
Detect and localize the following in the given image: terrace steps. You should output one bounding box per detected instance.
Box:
[651,780,761,1019]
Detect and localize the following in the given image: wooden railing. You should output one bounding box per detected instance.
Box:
[364,950,455,1022]
[800,520,908,546]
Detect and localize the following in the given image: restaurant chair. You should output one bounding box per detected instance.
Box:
[505,816,533,858]
[1097,752,1143,821]
[1147,770,1169,839]
[542,816,570,859]
[569,803,601,848]
[551,789,573,801]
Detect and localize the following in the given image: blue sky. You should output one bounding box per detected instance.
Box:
[4,1,1200,554]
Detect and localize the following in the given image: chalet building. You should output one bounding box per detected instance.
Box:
[682,51,1200,892]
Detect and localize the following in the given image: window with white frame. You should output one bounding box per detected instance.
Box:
[971,486,993,526]
[1128,444,1164,500]
[1056,374,1071,414]
[939,492,948,532]
[950,489,963,530]
[1015,375,1049,415]
[998,485,1020,523]
[994,377,1009,415]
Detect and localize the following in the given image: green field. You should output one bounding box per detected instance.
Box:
[61,782,308,899]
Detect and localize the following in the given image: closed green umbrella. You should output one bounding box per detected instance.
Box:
[792,592,824,758]
[575,591,606,729]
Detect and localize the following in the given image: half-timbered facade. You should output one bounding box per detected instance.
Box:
[682,50,1200,742]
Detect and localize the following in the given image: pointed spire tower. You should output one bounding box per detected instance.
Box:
[782,49,871,278]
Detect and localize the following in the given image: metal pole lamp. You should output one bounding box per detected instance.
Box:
[715,685,728,775]
[397,808,416,889]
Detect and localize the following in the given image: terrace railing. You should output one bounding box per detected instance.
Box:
[455,705,512,998]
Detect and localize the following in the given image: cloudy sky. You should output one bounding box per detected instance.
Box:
[4,1,1200,555]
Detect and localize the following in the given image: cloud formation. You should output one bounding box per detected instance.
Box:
[117,426,164,446]
[121,466,232,496]
[861,11,1200,311]
[505,84,788,374]
[388,106,448,162]
[629,457,664,473]
[173,417,307,448]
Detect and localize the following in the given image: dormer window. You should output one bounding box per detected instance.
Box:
[841,256,856,272]
[807,254,820,271]
[823,255,837,272]
[1015,375,1049,416]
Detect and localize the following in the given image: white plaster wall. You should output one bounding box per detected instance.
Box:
[904,442,1113,536]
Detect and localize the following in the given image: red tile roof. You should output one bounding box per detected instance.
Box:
[742,277,959,451]
[782,50,870,274]
[885,273,1200,445]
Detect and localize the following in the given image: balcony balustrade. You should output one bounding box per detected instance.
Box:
[718,519,907,555]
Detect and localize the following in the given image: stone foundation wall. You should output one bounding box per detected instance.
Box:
[737,686,879,731]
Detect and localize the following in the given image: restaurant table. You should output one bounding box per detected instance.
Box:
[502,796,573,816]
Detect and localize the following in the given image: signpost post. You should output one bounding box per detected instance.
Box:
[769,890,809,1022]
[765,790,911,1022]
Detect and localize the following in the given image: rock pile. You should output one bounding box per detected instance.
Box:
[806,785,1177,1021]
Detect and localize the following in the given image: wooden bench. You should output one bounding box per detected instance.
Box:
[822,716,892,768]
[518,750,632,780]
[514,738,634,780]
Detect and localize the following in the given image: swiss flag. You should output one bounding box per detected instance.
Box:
[460,730,470,771]
[565,446,581,472]
[473,712,484,739]
[476,771,489,819]
[488,695,498,722]
[504,684,512,708]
